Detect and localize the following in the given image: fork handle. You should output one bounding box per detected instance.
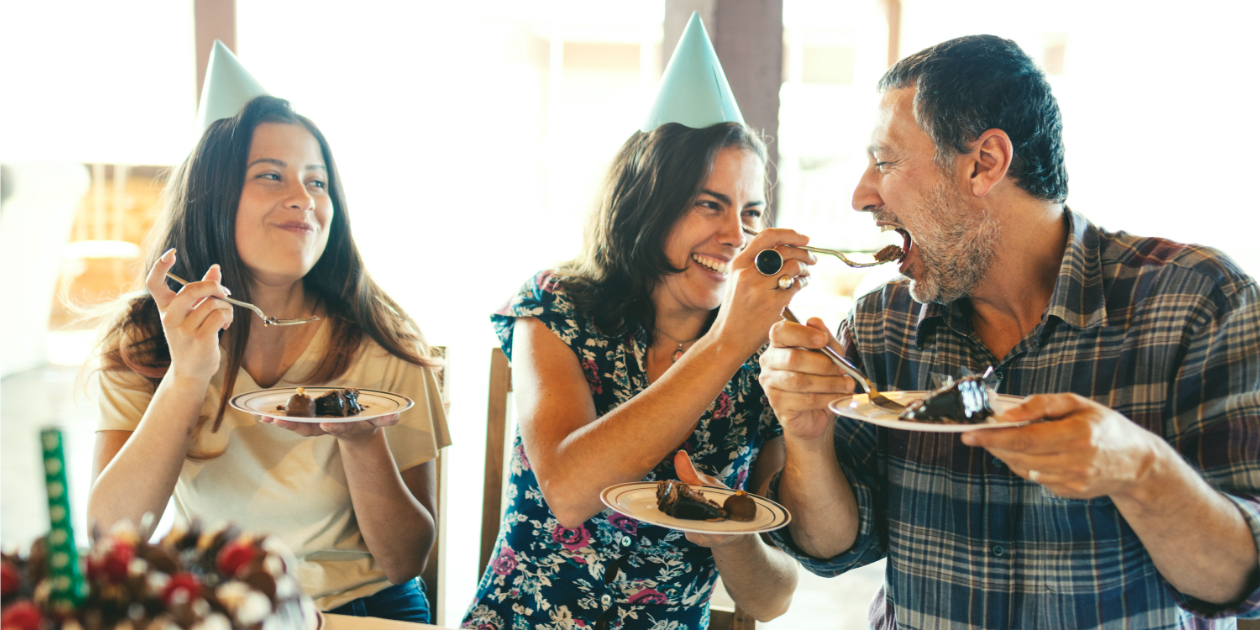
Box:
[780,307,872,394]
[164,272,262,316]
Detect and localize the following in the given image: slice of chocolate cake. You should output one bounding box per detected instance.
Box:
[899,373,995,424]
[655,480,726,521]
[314,388,364,417]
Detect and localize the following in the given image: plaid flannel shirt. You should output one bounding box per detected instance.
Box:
[768,209,1260,629]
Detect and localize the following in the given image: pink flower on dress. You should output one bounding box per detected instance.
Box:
[551,524,591,551]
[608,513,638,536]
[734,469,748,491]
[712,392,731,420]
[628,588,668,605]
[491,546,517,576]
[515,443,531,470]
[581,358,603,395]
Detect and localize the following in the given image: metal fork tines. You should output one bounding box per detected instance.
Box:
[164,272,320,327]
[781,307,906,412]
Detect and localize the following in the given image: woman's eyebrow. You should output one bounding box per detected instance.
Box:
[248,158,286,169]
[246,158,326,172]
[700,189,730,205]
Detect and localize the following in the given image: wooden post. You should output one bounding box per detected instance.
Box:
[880,0,901,67]
[664,0,784,224]
[194,0,236,104]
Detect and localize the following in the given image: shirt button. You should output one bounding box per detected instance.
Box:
[992,458,1004,468]
[996,371,1005,381]
[621,536,632,547]
[992,545,1005,557]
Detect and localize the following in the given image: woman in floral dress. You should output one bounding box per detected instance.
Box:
[462,122,814,630]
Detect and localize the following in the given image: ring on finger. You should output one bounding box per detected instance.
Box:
[1028,469,1041,483]
[755,249,784,276]
[777,275,795,290]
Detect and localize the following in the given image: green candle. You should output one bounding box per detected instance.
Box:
[40,428,87,611]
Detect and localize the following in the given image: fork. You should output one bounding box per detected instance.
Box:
[781,307,906,412]
[742,226,900,269]
[164,273,320,327]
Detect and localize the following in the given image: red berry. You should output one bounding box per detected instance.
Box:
[215,540,256,577]
[1,600,44,630]
[160,572,201,606]
[102,541,135,582]
[1,561,19,597]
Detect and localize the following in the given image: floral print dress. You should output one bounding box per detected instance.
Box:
[462,271,782,630]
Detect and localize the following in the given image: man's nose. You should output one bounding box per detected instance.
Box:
[852,166,881,213]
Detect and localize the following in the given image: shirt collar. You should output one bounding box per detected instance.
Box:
[914,207,1107,347]
[1044,207,1108,330]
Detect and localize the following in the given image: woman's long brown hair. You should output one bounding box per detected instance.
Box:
[557,122,769,339]
[97,96,435,458]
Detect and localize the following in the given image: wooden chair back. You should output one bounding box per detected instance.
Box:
[481,347,514,572]
[708,607,756,630]
[420,346,451,625]
[476,346,754,629]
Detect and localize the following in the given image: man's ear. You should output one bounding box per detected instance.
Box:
[968,129,1014,197]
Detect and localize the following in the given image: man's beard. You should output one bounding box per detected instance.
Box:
[887,180,1000,305]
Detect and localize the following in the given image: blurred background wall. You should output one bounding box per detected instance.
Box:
[3,1,1259,626]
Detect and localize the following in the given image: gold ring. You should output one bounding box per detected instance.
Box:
[777,275,795,290]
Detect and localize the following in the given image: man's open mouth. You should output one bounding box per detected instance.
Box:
[880,224,911,262]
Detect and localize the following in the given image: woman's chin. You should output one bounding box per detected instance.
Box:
[248,267,309,288]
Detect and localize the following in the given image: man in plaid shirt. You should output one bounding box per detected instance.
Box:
[759,35,1260,628]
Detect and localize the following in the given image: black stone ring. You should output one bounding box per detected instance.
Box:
[755,249,784,276]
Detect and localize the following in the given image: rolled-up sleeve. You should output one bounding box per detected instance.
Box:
[1161,272,1260,619]
[766,416,888,577]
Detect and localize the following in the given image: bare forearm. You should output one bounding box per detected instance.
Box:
[88,375,206,532]
[779,432,860,559]
[339,432,434,584]
[533,334,753,525]
[1113,439,1259,604]
[712,535,798,621]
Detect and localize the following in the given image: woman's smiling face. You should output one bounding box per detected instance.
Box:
[654,146,765,315]
[234,122,333,287]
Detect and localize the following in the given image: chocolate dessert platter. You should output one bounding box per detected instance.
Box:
[1,428,320,630]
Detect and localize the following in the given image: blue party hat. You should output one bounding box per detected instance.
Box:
[195,40,269,133]
[641,12,744,132]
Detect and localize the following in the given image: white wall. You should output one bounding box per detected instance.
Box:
[0,163,90,377]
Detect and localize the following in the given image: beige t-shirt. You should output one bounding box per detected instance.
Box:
[97,323,452,610]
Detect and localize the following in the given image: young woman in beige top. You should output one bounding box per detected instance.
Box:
[88,96,450,622]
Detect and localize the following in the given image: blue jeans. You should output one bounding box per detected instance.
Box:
[327,579,430,624]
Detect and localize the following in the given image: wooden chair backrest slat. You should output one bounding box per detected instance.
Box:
[420,346,449,625]
[480,347,513,573]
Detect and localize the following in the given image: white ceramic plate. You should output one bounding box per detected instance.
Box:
[828,391,1033,432]
[229,387,413,423]
[600,482,791,535]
